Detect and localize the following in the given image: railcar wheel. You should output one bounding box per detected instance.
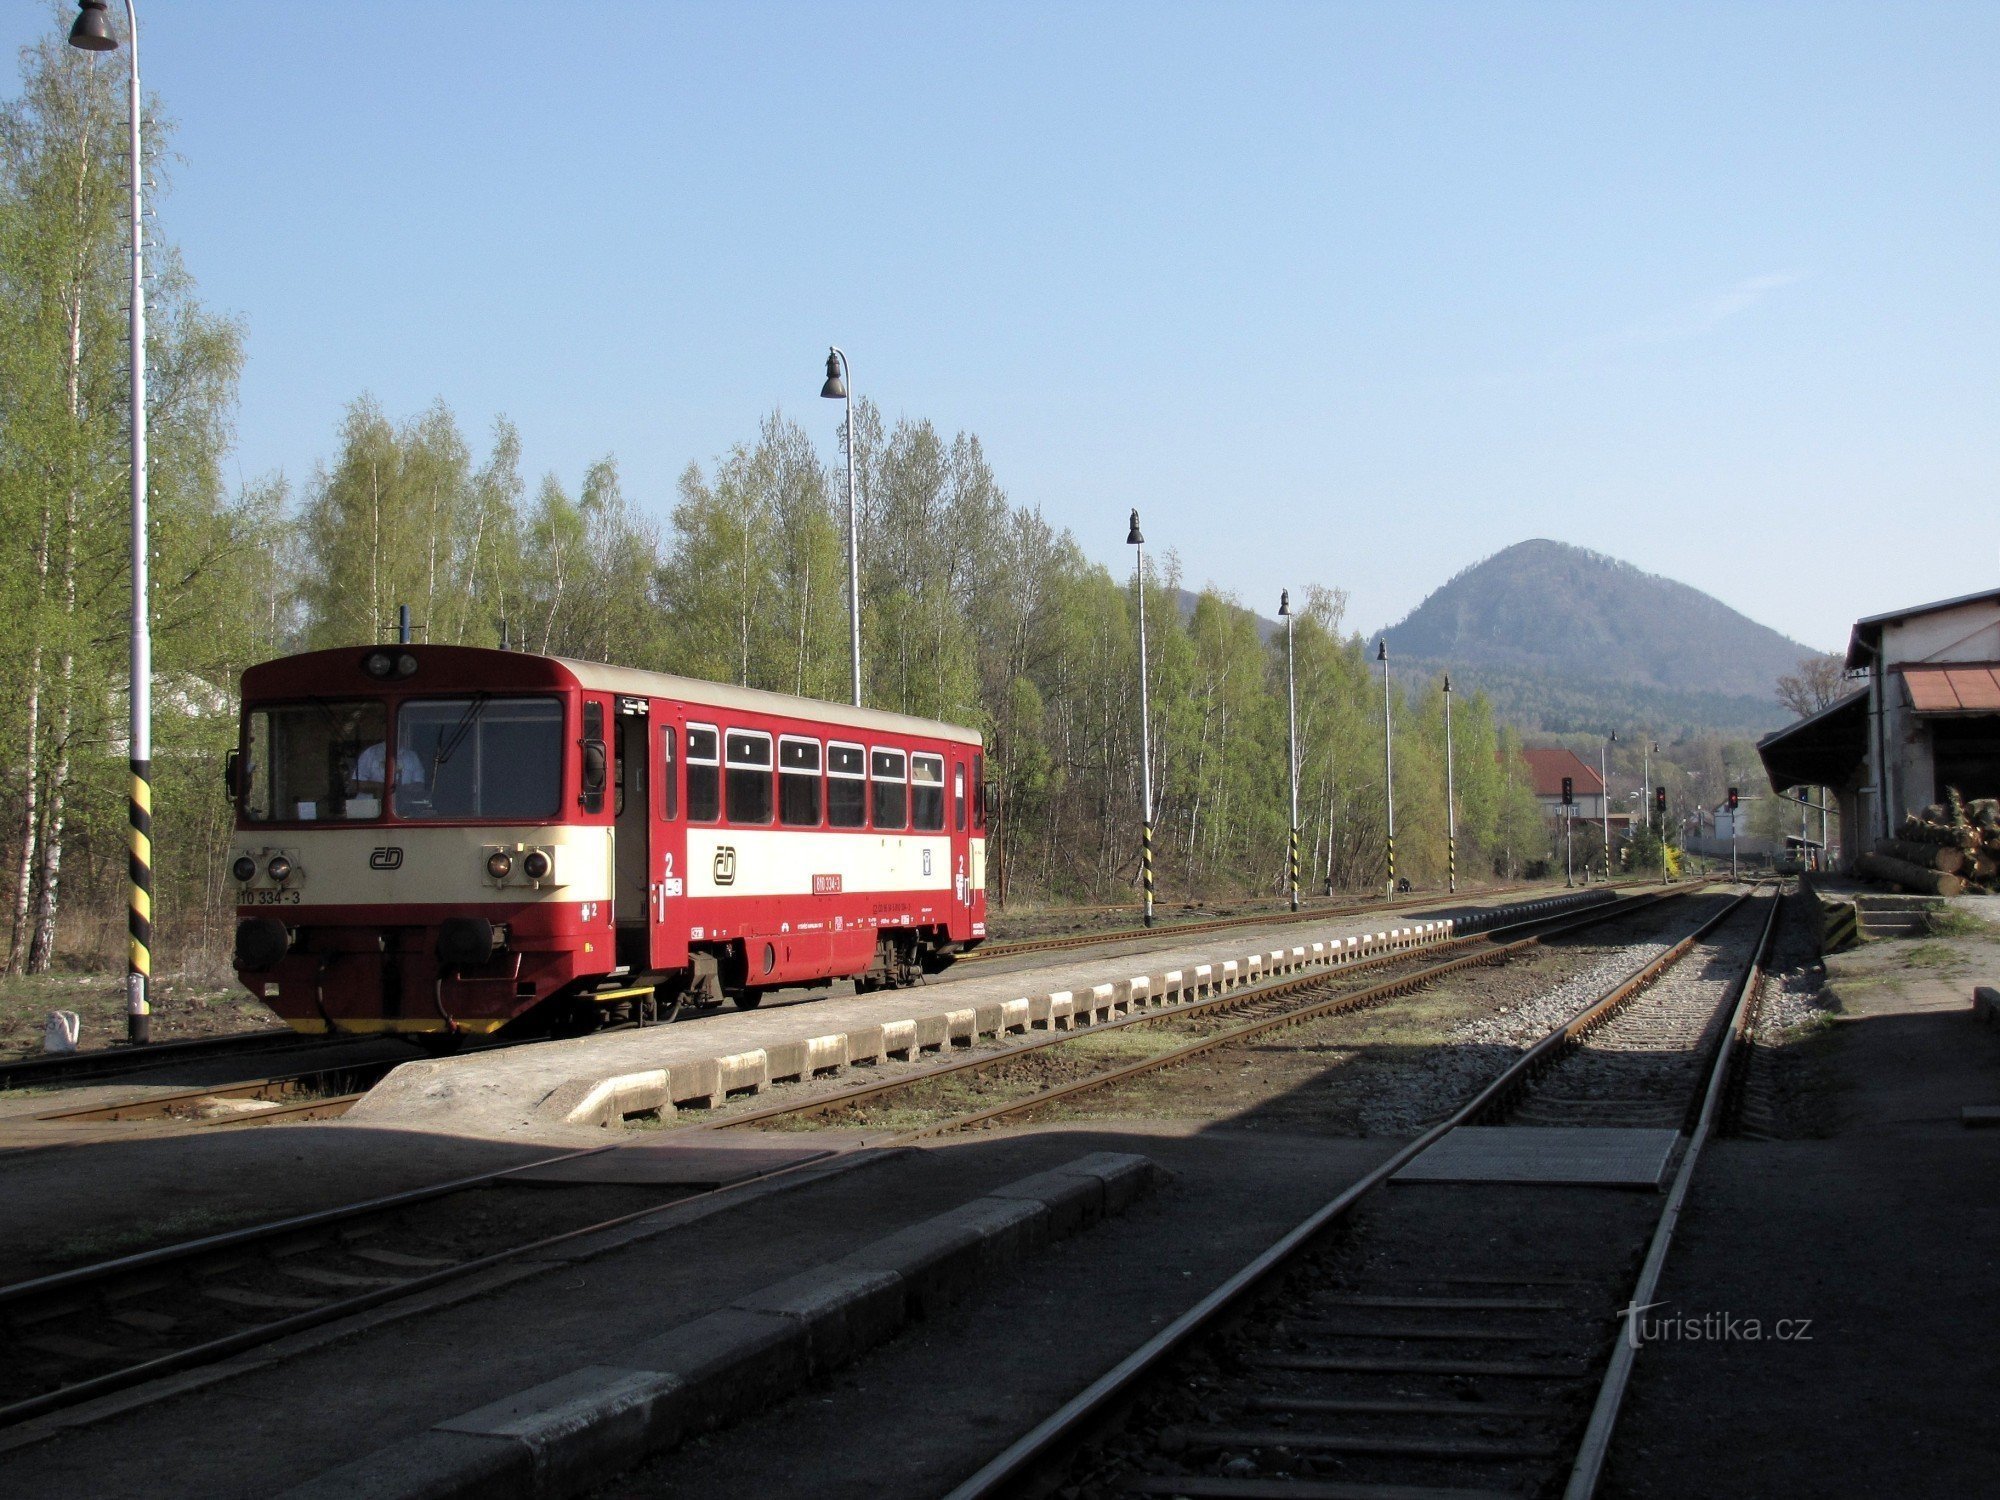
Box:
[732,989,763,1010]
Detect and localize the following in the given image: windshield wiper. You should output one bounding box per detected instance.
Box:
[428,693,490,780]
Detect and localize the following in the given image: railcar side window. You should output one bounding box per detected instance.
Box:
[973,752,986,829]
[871,749,908,830]
[953,762,967,831]
[828,742,867,828]
[660,727,678,821]
[242,700,386,822]
[725,730,774,825]
[686,725,720,822]
[911,754,946,831]
[394,697,564,820]
[779,736,822,826]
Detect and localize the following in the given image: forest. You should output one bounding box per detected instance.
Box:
[0,36,1766,982]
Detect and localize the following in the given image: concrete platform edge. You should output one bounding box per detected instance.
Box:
[276,1151,1164,1500]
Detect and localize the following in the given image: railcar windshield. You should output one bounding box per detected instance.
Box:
[242,700,387,822]
[393,696,564,820]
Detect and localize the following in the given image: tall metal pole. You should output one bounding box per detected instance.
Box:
[70,1,151,1042]
[1641,739,1651,836]
[1443,674,1457,895]
[830,348,861,706]
[1378,641,1395,897]
[1129,512,1154,927]
[1600,733,1615,879]
[1281,591,1298,912]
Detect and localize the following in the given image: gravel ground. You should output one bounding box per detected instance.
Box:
[1356,892,1738,1133]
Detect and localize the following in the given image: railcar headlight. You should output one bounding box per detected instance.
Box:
[522,850,551,880]
[395,652,419,677]
[486,851,513,880]
[362,650,395,678]
[267,855,292,882]
[232,855,257,883]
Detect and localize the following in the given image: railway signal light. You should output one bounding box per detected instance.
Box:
[1727,786,1739,811]
[1562,775,1573,803]
[1655,785,1667,814]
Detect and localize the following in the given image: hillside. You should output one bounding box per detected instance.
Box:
[1378,540,1822,735]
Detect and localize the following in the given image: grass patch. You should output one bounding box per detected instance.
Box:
[45,1205,271,1266]
[1924,906,1992,939]
[1902,942,1970,971]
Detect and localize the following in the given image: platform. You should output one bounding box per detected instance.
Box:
[344,887,1615,1140]
[1392,1125,1682,1188]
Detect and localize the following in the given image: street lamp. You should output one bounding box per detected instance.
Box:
[819,347,861,707]
[1128,511,1154,927]
[1378,640,1395,897]
[1442,673,1457,895]
[68,0,151,1044]
[1280,590,1298,911]
[1600,731,1616,879]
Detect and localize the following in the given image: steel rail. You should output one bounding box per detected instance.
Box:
[0,1133,882,1432]
[1561,887,1784,1499]
[939,886,1765,1500]
[0,1027,328,1092]
[713,886,1693,1134]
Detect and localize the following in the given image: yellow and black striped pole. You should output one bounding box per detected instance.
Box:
[1142,818,1155,923]
[1379,639,1395,897]
[128,758,152,1043]
[1288,826,1299,912]
[1443,673,1457,895]
[1129,511,1155,928]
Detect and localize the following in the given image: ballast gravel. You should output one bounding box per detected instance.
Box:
[1358,896,1737,1135]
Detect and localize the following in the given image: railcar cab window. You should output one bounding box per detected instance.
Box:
[686,725,720,822]
[912,754,946,832]
[726,730,774,824]
[242,701,387,822]
[871,749,908,830]
[828,742,867,828]
[394,697,563,820]
[779,737,822,826]
[973,752,986,830]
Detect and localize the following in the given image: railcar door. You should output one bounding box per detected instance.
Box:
[950,753,972,929]
[649,707,689,973]
[612,697,651,970]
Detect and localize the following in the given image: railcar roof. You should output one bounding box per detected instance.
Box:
[554,656,981,745]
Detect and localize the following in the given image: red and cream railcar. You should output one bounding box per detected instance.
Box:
[228,644,987,1037]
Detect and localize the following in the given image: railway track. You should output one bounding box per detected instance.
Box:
[0,880,1621,1111]
[695,885,1704,1138]
[965,880,1631,963]
[939,884,1783,1500]
[0,886,1703,1439]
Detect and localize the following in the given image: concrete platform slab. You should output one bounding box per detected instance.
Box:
[1392,1125,1681,1188]
[344,887,1616,1141]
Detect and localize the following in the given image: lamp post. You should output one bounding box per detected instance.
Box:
[1442,673,1457,895]
[1128,511,1154,927]
[819,347,861,707]
[68,0,150,1044]
[1378,640,1395,897]
[1600,732,1616,879]
[1280,591,1298,911]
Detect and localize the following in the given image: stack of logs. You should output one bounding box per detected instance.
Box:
[1858,791,2000,896]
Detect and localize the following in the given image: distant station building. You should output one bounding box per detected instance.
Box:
[1520,748,1630,842]
[1758,586,2000,871]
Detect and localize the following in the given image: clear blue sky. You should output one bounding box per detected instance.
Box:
[10,1,1998,654]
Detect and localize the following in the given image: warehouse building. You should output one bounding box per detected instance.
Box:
[1758,586,2000,871]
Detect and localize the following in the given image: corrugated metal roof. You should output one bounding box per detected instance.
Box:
[1903,663,2000,714]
